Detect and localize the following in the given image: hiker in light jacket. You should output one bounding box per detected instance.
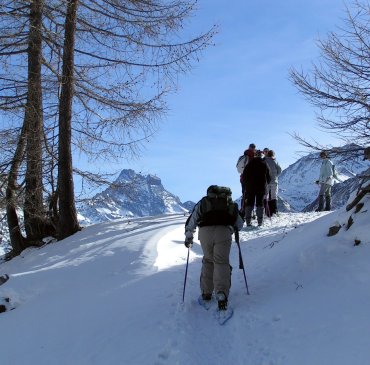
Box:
[264,150,282,216]
[315,151,334,211]
[184,185,244,311]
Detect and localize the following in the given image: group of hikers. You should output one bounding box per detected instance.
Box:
[183,143,282,312]
[237,143,282,226]
[183,144,344,312]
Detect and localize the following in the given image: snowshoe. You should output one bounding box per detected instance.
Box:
[216,292,228,310]
[215,292,233,325]
[198,294,214,310]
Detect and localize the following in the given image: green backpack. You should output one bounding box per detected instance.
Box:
[199,185,238,226]
[206,185,233,199]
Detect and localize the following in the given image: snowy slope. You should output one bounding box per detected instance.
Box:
[1,197,370,365]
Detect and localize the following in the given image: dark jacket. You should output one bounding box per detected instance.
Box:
[242,157,271,193]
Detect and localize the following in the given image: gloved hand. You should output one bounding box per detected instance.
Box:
[184,231,194,248]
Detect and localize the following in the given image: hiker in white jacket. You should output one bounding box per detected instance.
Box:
[316,151,334,211]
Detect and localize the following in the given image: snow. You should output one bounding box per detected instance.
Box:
[0,201,370,365]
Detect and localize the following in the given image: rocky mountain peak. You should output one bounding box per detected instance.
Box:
[78,169,191,225]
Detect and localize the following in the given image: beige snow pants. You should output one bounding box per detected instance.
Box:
[198,225,232,297]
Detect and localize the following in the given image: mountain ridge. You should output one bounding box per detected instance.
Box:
[78,169,192,225]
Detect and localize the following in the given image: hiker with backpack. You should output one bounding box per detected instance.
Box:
[315,151,334,211]
[241,150,271,226]
[184,185,244,311]
[264,150,282,216]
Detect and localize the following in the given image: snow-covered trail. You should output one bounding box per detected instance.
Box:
[0,214,190,365]
[1,208,370,365]
[143,211,330,365]
[160,210,370,365]
[0,211,283,365]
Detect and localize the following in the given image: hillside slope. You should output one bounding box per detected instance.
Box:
[0,200,369,365]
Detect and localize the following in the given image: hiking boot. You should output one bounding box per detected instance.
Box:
[216,292,228,311]
[201,293,212,301]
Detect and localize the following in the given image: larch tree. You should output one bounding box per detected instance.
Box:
[0,0,215,255]
[290,0,370,159]
[57,0,80,239]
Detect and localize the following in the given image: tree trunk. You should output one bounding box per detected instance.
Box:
[6,124,27,255]
[24,0,47,244]
[57,0,80,240]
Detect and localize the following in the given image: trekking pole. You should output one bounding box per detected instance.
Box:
[182,247,190,303]
[235,230,250,295]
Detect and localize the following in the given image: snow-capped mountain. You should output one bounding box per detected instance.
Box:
[181,201,197,211]
[78,169,192,224]
[279,150,368,212]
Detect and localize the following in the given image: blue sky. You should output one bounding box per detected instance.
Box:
[79,0,348,203]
